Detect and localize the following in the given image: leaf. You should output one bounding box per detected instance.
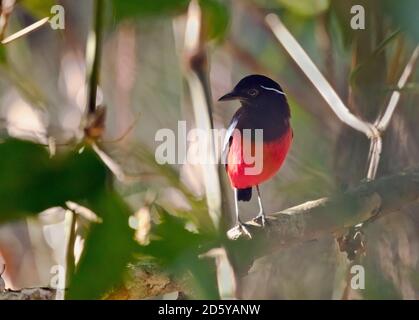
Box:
[67,191,137,299]
[0,139,107,223]
[110,0,229,41]
[110,0,190,21]
[0,46,7,64]
[20,0,56,18]
[384,82,419,93]
[200,0,230,41]
[350,29,401,85]
[139,205,219,299]
[0,139,138,299]
[276,0,330,17]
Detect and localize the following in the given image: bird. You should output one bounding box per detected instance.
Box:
[218,74,293,237]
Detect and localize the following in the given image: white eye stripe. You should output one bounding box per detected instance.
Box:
[260,85,285,95]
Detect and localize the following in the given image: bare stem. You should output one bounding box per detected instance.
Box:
[86,0,104,115]
[64,210,77,298]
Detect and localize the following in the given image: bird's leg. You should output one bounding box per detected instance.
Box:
[253,185,266,227]
[232,188,252,238]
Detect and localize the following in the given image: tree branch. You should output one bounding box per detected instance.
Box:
[85,0,104,115]
[376,45,419,131]
[228,168,419,258]
[0,287,55,300]
[0,265,181,300]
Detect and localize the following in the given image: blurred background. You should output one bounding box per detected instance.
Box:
[0,0,418,299]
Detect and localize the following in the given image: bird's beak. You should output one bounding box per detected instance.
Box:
[218,91,240,101]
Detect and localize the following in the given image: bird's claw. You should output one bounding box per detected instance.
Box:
[227,222,252,240]
[252,213,266,227]
[239,222,253,238]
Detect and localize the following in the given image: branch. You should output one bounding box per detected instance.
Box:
[1,17,49,45]
[0,288,56,300]
[264,13,381,180]
[0,266,181,300]
[182,0,237,299]
[264,13,418,182]
[265,13,375,138]
[228,168,419,257]
[183,0,223,230]
[85,0,104,115]
[368,45,418,180]
[0,0,15,41]
[104,266,182,300]
[376,45,419,131]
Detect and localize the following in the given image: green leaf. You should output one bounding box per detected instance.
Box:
[0,139,137,299]
[350,29,401,85]
[110,0,229,41]
[276,0,330,17]
[0,139,107,223]
[20,0,56,18]
[140,206,219,299]
[200,0,230,41]
[67,191,137,299]
[0,46,7,64]
[111,0,190,21]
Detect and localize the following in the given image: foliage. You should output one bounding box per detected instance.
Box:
[110,0,230,40]
[139,206,220,299]
[0,139,137,299]
[20,0,56,18]
[0,140,106,223]
[276,0,330,17]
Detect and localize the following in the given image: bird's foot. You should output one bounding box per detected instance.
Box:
[227,222,252,240]
[252,212,266,227]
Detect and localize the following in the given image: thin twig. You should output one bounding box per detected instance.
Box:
[1,17,49,44]
[265,13,375,138]
[184,0,222,229]
[366,46,418,180]
[61,0,105,299]
[85,0,104,115]
[103,112,141,144]
[183,0,236,299]
[64,210,76,296]
[366,135,382,180]
[92,142,126,181]
[0,0,15,41]
[265,13,383,181]
[376,45,419,131]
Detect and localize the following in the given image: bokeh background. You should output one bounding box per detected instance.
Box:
[0,0,418,299]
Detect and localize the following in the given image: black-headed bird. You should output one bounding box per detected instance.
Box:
[219,75,292,236]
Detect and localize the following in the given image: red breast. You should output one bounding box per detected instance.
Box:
[227,127,292,189]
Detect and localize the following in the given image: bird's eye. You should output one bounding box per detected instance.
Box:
[248,88,259,97]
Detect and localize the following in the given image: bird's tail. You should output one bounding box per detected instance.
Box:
[237,187,252,201]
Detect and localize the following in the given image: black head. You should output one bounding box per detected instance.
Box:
[218,74,287,107]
